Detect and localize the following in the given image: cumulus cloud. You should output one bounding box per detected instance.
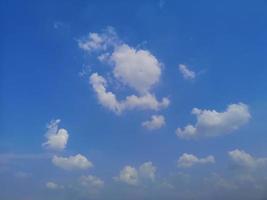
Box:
[176,103,251,139]
[46,181,64,190]
[112,44,161,94]
[52,154,93,171]
[179,64,196,80]
[90,73,169,114]
[79,27,169,114]
[116,165,139,185]
[177,153,215,168]
[115,162,157,185]
[42,119,69,151]
[139,162,157,181]
[228,149,267,169]
[80,175,104,190]
[142,115,165,130]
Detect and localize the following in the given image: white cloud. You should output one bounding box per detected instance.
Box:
[46,181,64,190]
[142,115,165,130]
[116,165,139,185]
[79,27,170,114]
[112,44,161,94]
[89,73,120,112]
[52,154,93,171]
[115,162,157,185]
[122,93,169,111]
[139,161,157,181]
[177,153,215,168]
[98,52,111,63]
[179,64,196,80]
[176,103,251,139]
[80,175,104,190]
[42,119,69,151]
[79,33,103,52]
[78,27,118,53]
[228,149,267,169]
[90,73,169,114]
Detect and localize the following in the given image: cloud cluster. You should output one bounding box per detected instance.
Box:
[142,115,165,130]
[176,103,251,139]
[52,154,93,171]
[42,119,69,151]
[115,162,156,185]
[79,28,170,114]
[177,153,215,168]
[179,64,196,80]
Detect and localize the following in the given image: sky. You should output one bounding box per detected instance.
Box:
[1,0,267,199]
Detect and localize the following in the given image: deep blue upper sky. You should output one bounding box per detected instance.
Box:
[1,1,267,200]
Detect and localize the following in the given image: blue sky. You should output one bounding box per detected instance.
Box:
[1,0,267,199]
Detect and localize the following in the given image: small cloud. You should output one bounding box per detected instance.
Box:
[142,115,165,130]
[46,181,64,190]
[42,119,69,151]
[114,161,157,186]
[176,103,251,139]
[78,26,119,53]
[179,64,196,80]
[97,52,111,63]
[228,149,267,169]
[115,165,139,185]
[177,153,215,168]
[80,175,104,192]
[52,154,93,171]
[139,161,157,181]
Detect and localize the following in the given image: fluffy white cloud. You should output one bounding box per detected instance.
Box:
[89,73,120,112]
[90,73,169,114]
[142,115,165,130]
[115,162,157,185]
[116,165,139,185]
[52,154,93,171]
[176,103,251,139]
[46,181,64,190]
[42,119,69,151]
[179,64,196,80]
[228,149,267,169]
[80,175,104,190]
[112,44,161,94]
[79,27,169,114]
[177,153,215,168]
